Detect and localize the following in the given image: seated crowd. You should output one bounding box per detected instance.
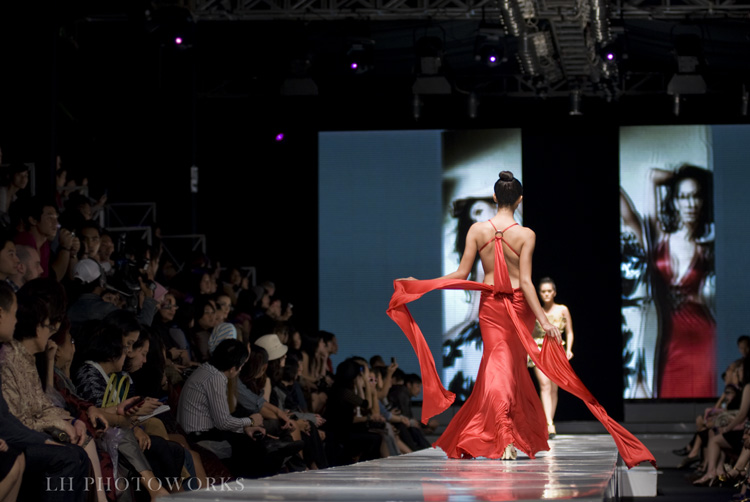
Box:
[672,335,750,499]
[0,157,435,501]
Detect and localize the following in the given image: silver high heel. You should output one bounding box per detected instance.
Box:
[501,443,517,460]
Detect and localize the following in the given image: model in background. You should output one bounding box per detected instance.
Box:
[530,277,573,438]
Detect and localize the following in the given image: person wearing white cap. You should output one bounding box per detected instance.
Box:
[254,334,288,361]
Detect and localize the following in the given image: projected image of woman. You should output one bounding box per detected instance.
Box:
[622,164,715,398]
[442,196,496,400]
[652,165,715,397]
[388,172,654,467]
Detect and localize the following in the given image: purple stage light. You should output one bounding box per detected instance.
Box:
[275,133,285,142]
[489,55,497,63]
[175,37,183,45]
[606,53,614,61]
[350,62,358,70]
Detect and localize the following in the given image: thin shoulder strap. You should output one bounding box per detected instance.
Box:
[500,222,519,233]
[479,220,498,252]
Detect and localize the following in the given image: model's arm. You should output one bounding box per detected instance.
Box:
[620,188,644,246]
[563,305,574,359]
[440,223,480,280]
[518,230,562,343]
[649,168,673,240]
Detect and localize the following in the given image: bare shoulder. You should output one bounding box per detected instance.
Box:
[516,226,536,243]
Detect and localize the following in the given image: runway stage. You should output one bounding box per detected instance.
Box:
[169,434,653,501]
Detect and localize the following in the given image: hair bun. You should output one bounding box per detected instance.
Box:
[498,171,514,182]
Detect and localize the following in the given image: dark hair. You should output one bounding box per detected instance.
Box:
[101,309,141,337]
[210,338,249,372]
[83,326,125,363]
[240,345,269,393]
[124,329,151,373]
[22,196,57,225]
[369,354,385,368]
[13,296,49,341]
[660,164,713,240]
[404,373,423,386]
[17,278,68,324]
[737,336,750,346]
[77,220,102,237]
[494,171,523,208]
[266,357,284,386]
[319,330,336,345]
[334,358,363,389]
[49,318,72,346]
[392,368,406,382]
[372,365,389,379]
[539,277,556,291]
[1,162,29,185]
[0,230,14,252]
[192,295,215,324]
[0,281,15,311]
[281,353,300,382]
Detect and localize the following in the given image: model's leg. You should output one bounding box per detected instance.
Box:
[549,381,559,424]
[534,367,555,435]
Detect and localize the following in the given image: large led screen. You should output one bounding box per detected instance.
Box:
[620,125,715,398]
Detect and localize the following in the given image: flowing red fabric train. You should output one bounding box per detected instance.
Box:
[386,277,657,469]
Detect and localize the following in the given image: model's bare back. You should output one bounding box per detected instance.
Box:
[474,220,528,289]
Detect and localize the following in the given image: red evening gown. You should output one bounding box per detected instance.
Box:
[387,222,656,468]
[654,239,716,398]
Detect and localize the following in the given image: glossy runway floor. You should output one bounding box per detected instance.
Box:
[170,435,622,501]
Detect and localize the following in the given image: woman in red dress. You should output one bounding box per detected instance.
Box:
[388,171,655,468]
[650,165,715,398]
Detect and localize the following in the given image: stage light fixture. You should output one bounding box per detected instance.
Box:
[474,24,505,68]
[413,95,423,120]
[468,92,479,119]
[280,57,318,96]
[345,40,375,75]
[569,90,582,116]
[667,33,706,98]
[412,35,451,95]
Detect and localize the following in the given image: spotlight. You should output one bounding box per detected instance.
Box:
[174,37,183,45]
[345,40,375,75]
[478,47,504,68]
[275,133,285,142]
[474,24,505,68]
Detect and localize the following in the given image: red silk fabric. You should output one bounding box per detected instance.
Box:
[386,233,656,468]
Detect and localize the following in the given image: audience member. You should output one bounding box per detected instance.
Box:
[177,339,303,477]
[7,244,43,291]
[14,196,79,281]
